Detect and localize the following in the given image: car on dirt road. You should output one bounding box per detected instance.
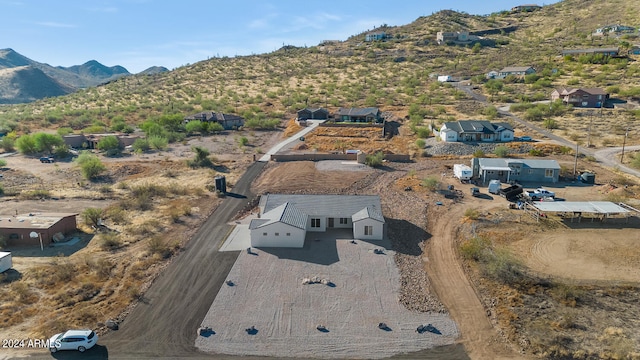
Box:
[518,136,532,142]
[39,156,55,163]
[48,329,98,353]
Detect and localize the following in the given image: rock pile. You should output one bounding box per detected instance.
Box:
[423,137,534,156]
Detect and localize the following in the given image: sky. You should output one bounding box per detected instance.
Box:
[2,0,559,73]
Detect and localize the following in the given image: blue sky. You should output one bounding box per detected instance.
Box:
[2,1,558,73]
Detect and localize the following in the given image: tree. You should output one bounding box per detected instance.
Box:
[472,42,482,54]
[75,152,106,180]
[15,134,38,155]
[0,136,15,152]
[82,208,103,227]
[97,135,122,156]
[33,133,64,154]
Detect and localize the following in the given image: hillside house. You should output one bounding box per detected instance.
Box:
[561,47,620,57]
[184,111,244,130]
[485,70,499,79]
[471,158,560,184]
[0,213,78,247]
[629,46,640,55]
[439,120,514,143]
[365,32,388,42]
[249,194,385,248]
[497,66,536,79]
[297,108,329,121]
[594,24,635,36]
[63,133,140,150]
[436,31,478,45]
[335,107,383,123]
[511,4,541,12]
[551,87,608,108]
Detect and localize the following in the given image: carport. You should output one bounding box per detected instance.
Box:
[528,201,634,223]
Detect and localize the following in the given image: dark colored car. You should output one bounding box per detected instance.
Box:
[39,156,55,163]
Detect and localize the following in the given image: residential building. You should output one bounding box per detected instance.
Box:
[594,24,635,35]
[297,108,329,121]
[249,194,385,248]
[335,107,383,123]
[436,31,478,45]
[551,87,609,108]
[184,111,245,130]
[497,66,536,79]
[439,120,514,143]
[511,4,541,12]
[561,47,620,57]
[0,213,78,247]
[63,133,140,150]
[471,158,560,184]
[365,32,388,42]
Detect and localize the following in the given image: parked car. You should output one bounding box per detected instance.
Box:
[518,136,532,142]
[39,156,55,163]
[524,188,555,201]
[48,329,98,353]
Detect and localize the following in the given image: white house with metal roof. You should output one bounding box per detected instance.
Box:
[471,158,560,184]
[249,194,385,248]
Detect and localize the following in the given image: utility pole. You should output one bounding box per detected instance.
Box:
[586,111,593,147]
[620,127,629,163]
[573,141,579,179]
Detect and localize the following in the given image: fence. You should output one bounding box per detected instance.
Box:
[270,153,410,162]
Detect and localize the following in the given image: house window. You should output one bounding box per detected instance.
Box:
[482,134,492,140]
[529,169,534,174]
[311,218,321,228]
[339,218,348,224]
[545,169,554,177]
[275,233,279,236]
[263,233,267,236]
[286,233,290,236]
[364,225,373,236]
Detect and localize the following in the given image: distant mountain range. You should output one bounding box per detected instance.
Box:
[0,48,168,104]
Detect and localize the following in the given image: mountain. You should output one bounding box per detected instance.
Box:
[139,66,170,75]
[0,48,134,103]
[0,65,75,104]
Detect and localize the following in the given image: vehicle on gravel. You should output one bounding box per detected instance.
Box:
[39,156,55,163]
[48,329,98,353]
[518,136,532,142]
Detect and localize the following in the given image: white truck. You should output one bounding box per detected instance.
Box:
[0,252,12,273]
[437,75,453,82]
[453,164,473,182]
[488,179,501,194]
[524,188,555,201]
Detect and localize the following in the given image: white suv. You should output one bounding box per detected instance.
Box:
[48,329,98,353]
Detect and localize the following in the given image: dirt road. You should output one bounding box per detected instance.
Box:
[425,202,526,360]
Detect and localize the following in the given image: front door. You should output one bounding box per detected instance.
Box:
[328,218,334,228]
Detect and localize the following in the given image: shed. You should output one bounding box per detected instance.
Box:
[581,172,595,184]
[0,251,11,273]
[0,213,78,247]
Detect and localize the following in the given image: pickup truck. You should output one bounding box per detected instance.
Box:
[499,184,523,200]
[524,188,555,200]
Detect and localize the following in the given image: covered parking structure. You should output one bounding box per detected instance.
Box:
[527,201,635,223]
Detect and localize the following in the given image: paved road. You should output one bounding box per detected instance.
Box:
[455,83,639,178]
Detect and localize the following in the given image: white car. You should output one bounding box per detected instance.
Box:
[48,329,98,353]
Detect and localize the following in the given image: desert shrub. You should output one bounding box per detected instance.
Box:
[550,283,584,307]
[631,153,640,169]
[421,176,439,191]
[473,149,485,158]
[100,233,122,251]
[494,146,509,157]
[188,146,212,168]
[82,208,103,227]
[464,208,480,220]
[415,139,426,148]
[0,136,15,151]
[364,151,384,167]
[0,159,6,167]
[57,127,74,136]
[147,236,173,259]
[483,248,523,285]
[148,135,168,150]
[15,134,38,154]
[414,127,431,138]
[529,148,544,157]
[105,205,127,224]
[132,138,150,153]
[75,152,106,180]
[238,136,249,147]
[20,189,51,200]
[459,236,491,261]
[543,118,558,129]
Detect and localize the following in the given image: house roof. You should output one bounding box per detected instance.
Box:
[443,120,513,134]
[478,158,560,170]
[250,202,308,230]
[561,47,619,55]
[184,111,244,122]
[297,108,328,114]
[260,194,384,222]
[336,107,379,117]
[352,206,385,223]
[532,201,629,215]
[499,66,534,73]
[0,213,77,230]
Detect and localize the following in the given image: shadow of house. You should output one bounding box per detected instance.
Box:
[385,218,431,256]
[184,111,244,130]
[258,228,344,265]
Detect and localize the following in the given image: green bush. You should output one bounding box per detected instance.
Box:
[148,136,168,150]
[365,151,385,167]
[82,208,103,227]
[494,146,509,157]
[132,138,151,153]
[421,176,439,191]
[0,136,15,152]
[0,159,6,167]
[75,152,106,180]
[187,146,212,168]
[97,135,122,156]
[415,139,426,148]
[238,136,249,147]
[473,149,485,158]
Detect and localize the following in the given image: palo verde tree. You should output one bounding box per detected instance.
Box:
[75,152,106,180]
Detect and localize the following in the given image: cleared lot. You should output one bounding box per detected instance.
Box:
[196,229,458,359]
